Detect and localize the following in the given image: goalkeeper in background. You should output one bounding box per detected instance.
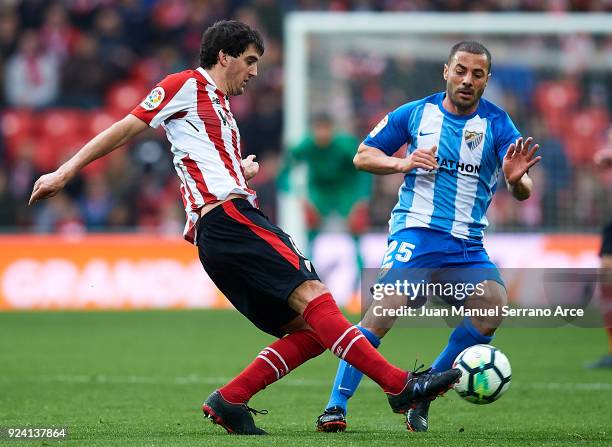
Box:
[280,114,372,272]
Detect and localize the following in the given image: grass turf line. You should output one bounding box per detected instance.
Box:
[0,310,610,446]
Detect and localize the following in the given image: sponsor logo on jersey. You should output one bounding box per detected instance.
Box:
[141,87,165,111]
[437,157,481,175]
[369,114,389,137]
[464,130,484,151]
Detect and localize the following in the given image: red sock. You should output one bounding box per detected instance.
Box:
[302,293,407,395]
[219,329,325,404]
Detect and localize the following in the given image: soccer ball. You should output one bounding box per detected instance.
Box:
[452,344,511,404]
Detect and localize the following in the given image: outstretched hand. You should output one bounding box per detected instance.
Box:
[28,171,68,205]
[502,137,541,185]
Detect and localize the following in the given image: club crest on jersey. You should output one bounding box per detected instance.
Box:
[369,114,389,137]
[464,130,484,151]
[141,87,165,111]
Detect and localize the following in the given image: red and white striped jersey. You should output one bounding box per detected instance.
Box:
[130,67,257,244]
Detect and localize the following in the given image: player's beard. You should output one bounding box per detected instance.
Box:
[448,83,484,114]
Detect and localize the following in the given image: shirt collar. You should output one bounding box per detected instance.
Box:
[197,67,219,88]
[196,67,230,106]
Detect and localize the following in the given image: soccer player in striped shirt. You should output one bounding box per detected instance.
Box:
[317,41,542,433]
[28,20,460,435]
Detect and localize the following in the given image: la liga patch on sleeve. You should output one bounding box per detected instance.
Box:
[140,87,165,111]
[369,114,388,137]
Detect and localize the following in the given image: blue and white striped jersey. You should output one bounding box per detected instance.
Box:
[364,92,521,241]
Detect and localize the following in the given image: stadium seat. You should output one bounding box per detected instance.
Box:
[106,81,149,115]
[40,109,80,141]
[34,133,86,172]
[1,109,35,162]
[82,110,117,141]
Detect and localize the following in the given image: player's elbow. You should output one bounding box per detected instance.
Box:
[353,153,364,170]
[353,145,368,170]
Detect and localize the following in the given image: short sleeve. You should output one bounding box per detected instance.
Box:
[130,72,194,128]
[495,112,522,162]
[363,103,414,156]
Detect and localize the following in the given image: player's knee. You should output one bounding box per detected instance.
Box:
[472,280,507,308]
[467,281,507,333]
[288,280,330,314]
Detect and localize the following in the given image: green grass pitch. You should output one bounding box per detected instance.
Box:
[0,310,611,446]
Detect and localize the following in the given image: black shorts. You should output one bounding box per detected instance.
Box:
[196,198,319,338]
[601,220,612,256]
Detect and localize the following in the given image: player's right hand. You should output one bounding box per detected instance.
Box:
[28,171,68,205]
[397,146,438,173]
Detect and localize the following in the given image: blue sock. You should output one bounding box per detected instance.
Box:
[325,326,381,414]
[431,318,493,372]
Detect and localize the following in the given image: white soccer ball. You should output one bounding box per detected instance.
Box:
[452,344,511,404]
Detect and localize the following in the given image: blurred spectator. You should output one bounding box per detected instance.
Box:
[9,142,41,228]
[79,174,113,229]
[92,6,134,82]
[60,34,108,108]
[4,30,59,107]
[116,0,153,53]
[9,142,39,202]
[40,2,80,60]
[239,88,283,158]
[34,192,85,235]
[0,6,19,62]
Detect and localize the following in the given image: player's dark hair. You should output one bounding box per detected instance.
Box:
[448,41,492,72]
[200,20,264,69]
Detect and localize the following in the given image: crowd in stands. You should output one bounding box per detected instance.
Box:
[0,0,609,235]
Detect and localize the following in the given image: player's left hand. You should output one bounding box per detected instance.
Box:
[502,136,541,185]
[241,154,259,180]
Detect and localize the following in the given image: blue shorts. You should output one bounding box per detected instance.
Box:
[376,228,504,302]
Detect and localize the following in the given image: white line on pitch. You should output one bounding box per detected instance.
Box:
[8,374,612,391]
